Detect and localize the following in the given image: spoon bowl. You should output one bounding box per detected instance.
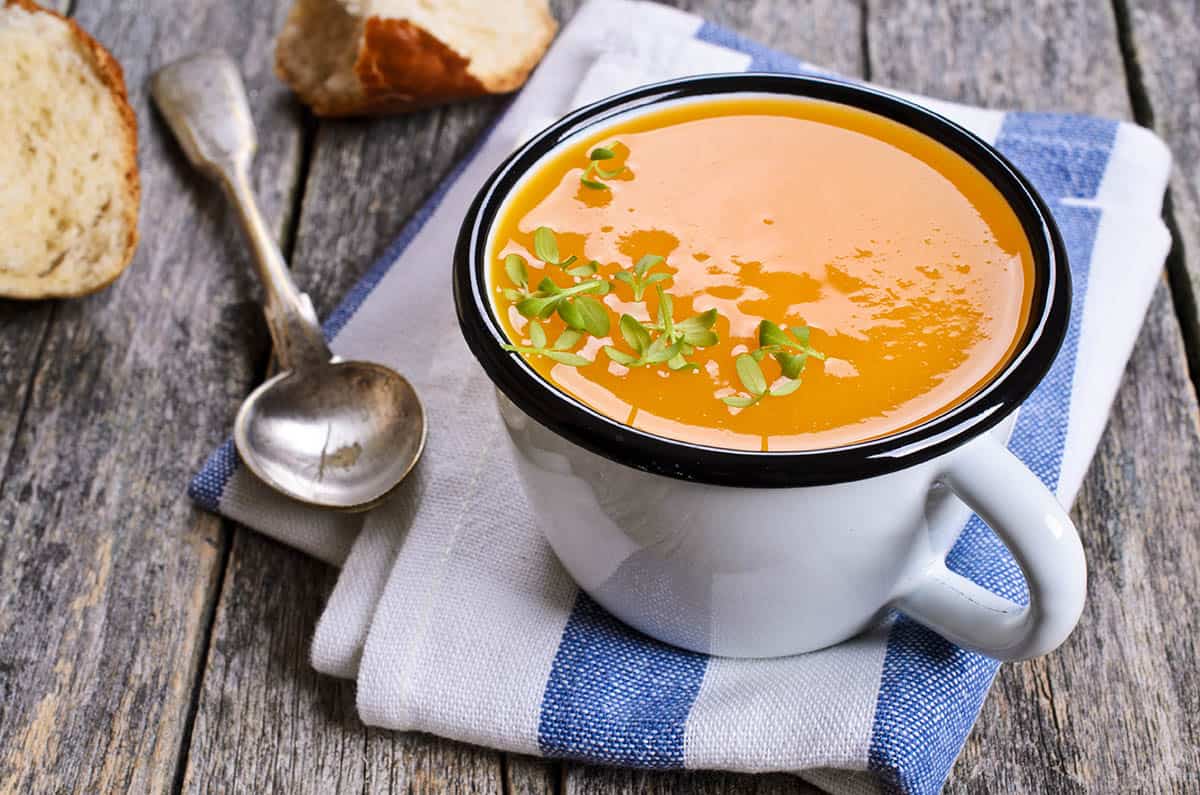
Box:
[235,361,426,510]
[153,52,428,510]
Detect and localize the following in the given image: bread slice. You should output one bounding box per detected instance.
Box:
[275,0,557,117]
[0,0,139,300]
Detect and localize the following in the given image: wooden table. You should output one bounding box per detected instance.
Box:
[2,0,1198,791]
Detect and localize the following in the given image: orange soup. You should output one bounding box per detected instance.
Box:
[487,96,1035,451]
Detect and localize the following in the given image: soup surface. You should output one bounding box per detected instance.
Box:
[487,96,1034,451]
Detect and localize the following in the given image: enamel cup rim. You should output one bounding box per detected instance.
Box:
[453,73,1070,488]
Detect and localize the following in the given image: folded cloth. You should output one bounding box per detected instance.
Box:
[189,1,1172,791]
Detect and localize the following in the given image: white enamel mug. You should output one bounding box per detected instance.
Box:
[454,74,1087,660]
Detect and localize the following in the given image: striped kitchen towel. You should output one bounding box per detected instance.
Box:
[189,1,1172,792]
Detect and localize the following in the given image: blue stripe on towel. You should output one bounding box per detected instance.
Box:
[537,593,709,767]
[868,114,1116,794]
[533,27,797,772]
[990,113,1119,199]
[188,438,239,511]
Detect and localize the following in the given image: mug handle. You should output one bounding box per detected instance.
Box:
[891,433,1087,661]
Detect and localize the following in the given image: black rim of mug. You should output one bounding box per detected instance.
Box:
[453,73,1070,488]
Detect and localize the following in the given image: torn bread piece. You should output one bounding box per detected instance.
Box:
[0,0,139,300]
[275,0,557,117]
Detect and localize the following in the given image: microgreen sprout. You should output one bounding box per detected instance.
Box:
[515,276,612,336]
[614,254,672,300]
[646,284,719,370]
[533,226,578,270]
[501,253,535,301]
[721,320,824,408]
[754,320,826,375]
[501,320,592,367]
[603,314,682,368]
[580,144,627,190]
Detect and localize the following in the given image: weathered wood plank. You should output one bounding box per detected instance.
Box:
[869,0,1200,790]
[0,0,305,791]
[867,0,1131,115]
[506,754,560,795]
[179,24,518,795]
[0,303,52,479]
[1119,0,1200,369]
[180,532,506,794]
[674,0,866,76]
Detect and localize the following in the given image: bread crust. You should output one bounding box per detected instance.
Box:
[275,0,557,118]
[353,18,486,114]
[2,0,140,299]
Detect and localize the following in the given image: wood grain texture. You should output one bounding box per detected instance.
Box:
[180,532,506,794]
[0,303,52,479]
[867,0,1132,115]
[675,0,865,77]
[1119,0,1200,369]
[0,0,304,791]
[870,0,1200,790]
[178,22,518,795]
[506,755,560,795]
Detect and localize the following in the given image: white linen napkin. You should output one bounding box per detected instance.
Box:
[190,1,1172,792]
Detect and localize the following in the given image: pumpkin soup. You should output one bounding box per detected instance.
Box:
[487,96,1035,451]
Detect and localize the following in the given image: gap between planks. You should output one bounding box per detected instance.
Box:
[1110,0,1200,391]
[170,522,235,795]
[0,304,56,488]
[169,91,320,795]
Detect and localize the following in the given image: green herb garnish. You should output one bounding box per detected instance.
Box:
[646,284,719,370]
[754,320,825,377]
[501,320,592,366]
[533,226,578,270]
[567,260,599,278]
[614,254,672,300]
[516,276,612,336]
[721,353,803,407]
[602,282,720,371]
[721,320,824,408]
[501,253,535,301]
[603,314,682,367]
[580,144,627,190]
[502,215,824,413]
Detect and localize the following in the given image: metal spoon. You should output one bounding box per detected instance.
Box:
[152,52,426,511]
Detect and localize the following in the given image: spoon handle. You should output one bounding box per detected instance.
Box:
[151,52,332,371]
